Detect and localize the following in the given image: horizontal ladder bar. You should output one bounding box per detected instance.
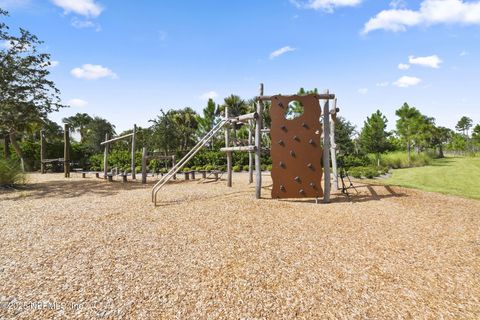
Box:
[220,145,257,152]
[101,133,134,145]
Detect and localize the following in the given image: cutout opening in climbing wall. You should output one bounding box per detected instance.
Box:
[285,100,304,120]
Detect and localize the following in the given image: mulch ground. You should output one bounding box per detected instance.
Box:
[1,173,479,319]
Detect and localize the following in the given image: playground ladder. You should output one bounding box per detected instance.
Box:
[151,119,228,205]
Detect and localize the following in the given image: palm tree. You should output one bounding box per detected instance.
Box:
[62,113,93,142]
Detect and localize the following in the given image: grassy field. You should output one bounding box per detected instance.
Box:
[384,156,480,200]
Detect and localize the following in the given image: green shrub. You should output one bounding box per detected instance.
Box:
[204,165,214,171]
[267,164,272,171]
[135,166,142,173]
[243,165,249,171]
[0,159,26,186]
[233,165,241,172]
[159,168,168,174]
[347,166,382,179]
[261,164,267,171]
[380,152,432,169]
[182,167,190,172]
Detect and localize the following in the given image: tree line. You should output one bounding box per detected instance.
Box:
[1,8,479,174]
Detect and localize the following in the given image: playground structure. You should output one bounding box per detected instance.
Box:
[151,83,340,205]
[40,124,71,178]
[101,124,137,180]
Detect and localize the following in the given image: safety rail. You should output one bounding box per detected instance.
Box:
[151,119,228,205]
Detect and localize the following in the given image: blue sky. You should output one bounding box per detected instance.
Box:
[2,0,480,133]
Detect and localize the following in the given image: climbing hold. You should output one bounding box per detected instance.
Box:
[299,189,305,195]
[309,182,317,189]
[278,139,284,146]
[290,150,296,157]
[280,185,286,192]
[293,136,299,141]
[307,163,314,169]
[294,176,301,182]
[308,139,315,145]
[302,122,308,128]
[281,125,287,131]
[279,161,285,168]
[278,102,284,108]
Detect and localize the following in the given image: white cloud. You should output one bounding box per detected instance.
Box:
[363,0,480,34]
[376,81,389,87]
[393,76,421,87]
[398,63,410,70]
[68,98,88,107]
[71,17,101,31]
[70,64,117,80]
[51,0,103,17]
[409,55,442,68]
[269,46,296,59]
[291,0,362,12]
[389,0,407,9]
[199,91,218,101]
[460,50,469,56]
[357,88,368,94]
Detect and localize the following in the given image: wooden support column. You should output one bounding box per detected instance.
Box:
[141,147,147,184]
[40,130,46,174]
[322,91,331,203]
[330,98,338,191]
[255,83,263,199]
[103,133,109,179]
[248,119,254,184]
[131,124,137,180]
[172,155,176,180]
[64,124,70,178]
[225,106,232,187]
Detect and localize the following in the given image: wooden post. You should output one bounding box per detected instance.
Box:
[64,124,70,178]
[330,98,338,191]
[225,106,232,187]
[103,133,109,179]
[141,147,147,184]
[248,119,254,184]
[40,130,46,174]
[172,155,176,180]
[322,91,331,203]
[255,83,263,199]
[131,124,136,180]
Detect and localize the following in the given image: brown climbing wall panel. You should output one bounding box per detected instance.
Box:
[270,94,324,199]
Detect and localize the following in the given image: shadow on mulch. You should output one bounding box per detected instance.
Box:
[272,183,407,204]
[3,176,225,201]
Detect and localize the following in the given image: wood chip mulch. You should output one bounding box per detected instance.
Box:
[1,173,479,319]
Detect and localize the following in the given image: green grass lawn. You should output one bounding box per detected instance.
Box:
[383,156,480,200]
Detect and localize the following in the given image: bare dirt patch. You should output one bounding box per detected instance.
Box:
[1,173,479,318]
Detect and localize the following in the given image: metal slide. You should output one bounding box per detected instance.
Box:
[151,119,228,205]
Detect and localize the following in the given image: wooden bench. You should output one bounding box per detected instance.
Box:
[197,170,208,178]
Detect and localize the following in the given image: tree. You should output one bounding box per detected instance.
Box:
[83,117,116,153]
[359,110,390,166]
[472,124,480,149]
[334,116,356,155]
[455,116,473,137]
[395,103,423,164]
[0,9,65,169]
[63,113,93,142]
[429,126,452,158]
[150,110,180,155]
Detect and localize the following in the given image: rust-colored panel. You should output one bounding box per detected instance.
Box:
[270,95,324,199]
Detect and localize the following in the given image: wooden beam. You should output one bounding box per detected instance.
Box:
[131,124,136,180]
[100,133,134,145]
[256,93,335,101]
[141,147,147,184]
[40,130,46,174]
[225,106,232,187]
[64,124,70,178]
[220,146,257,152]
[255,83,263,199]
[322,90,331,203]
[330,98,339,191]
[103,133,109,179]
[248,119,254,184]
